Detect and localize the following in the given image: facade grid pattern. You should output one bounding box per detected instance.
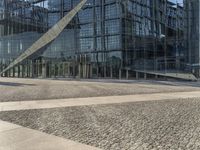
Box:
[0,0,188,79]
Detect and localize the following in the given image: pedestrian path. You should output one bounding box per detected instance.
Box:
[1,91,200,112]
[0,120,101,150]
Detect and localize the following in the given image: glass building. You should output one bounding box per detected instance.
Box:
[185,0,200,77]
[0,0,187,79]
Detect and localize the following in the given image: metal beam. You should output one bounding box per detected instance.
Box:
[1,0,87,75]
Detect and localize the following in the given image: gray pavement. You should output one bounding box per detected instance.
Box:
[0,77,200,102]
[1,77,200,150]
[1,98,200,150]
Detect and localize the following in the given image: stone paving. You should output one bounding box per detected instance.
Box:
[0,77,200,102]
[1,77,200,150]
[1,98,200,150]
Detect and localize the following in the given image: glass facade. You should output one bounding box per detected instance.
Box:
[0,0,186,79]
[185,0,200,77]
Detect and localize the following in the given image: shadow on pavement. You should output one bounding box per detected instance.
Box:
[0,82,35,87]
[50,78,200,88]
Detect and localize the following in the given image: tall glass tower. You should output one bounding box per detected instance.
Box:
[185,0,200,77]
[0,0,186,79]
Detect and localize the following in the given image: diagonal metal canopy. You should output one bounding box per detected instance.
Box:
[0,0,87,75]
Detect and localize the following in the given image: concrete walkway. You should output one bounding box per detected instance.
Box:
[1,91,200,112]
[0,120,101,150]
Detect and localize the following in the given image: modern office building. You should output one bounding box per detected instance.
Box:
[0,0,192,79]
[185,0,200,77]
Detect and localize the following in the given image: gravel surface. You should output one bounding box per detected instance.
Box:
[1,98,200,150]
[0,78,200,102]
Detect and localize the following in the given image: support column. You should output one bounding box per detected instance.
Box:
[4,66,7,77]
[58,63,61,77]
[2,65,5,77]
[54,64,56,77]
[26,64,29,77]
[97,67,99,78]
[25,63,28,77]
[18,65,22,78]
[22,65,25,78]
[8,69,11,77]
[136,72,139,80]
[155,75,158,80]
[73,62,76,78]
[85,63,87,78]
[119,69,122,80]
[87,64,90,78]
[144,73,147,80]
[48,63,51,78]
[198,69,200,78]
[31,61,35,78]
[37,60,40,77]
[89,64,92,78]
[63,62,65,77]
[79,64,82,78]
[126,69,129,80]
[104,66,106,78]
[13,67,15,77]
[110,66,113,79]
[68,63,70,77]
[29,61,32,77]
[17,65,20,78]
[82,63,86,78]
[42,60,46,78]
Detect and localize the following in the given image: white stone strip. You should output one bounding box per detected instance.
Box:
[0,120,102,150]
[0,91,200,112]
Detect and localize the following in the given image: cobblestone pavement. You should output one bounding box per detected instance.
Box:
[0,77,200,102]
[1,98,200,150]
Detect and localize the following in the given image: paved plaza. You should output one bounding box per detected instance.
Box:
[1,78,200,150]
[0,78,200,102]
